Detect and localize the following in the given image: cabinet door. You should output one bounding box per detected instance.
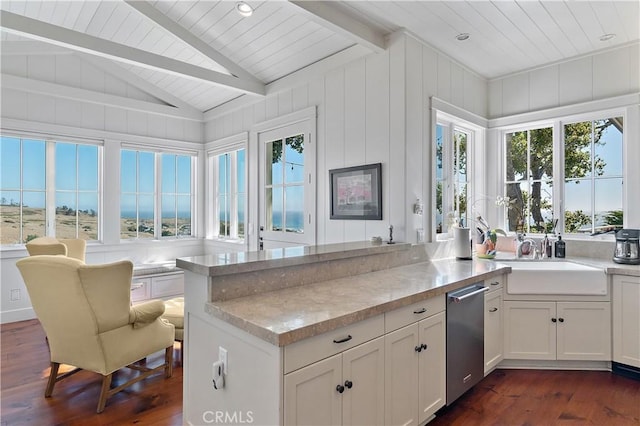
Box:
[418,312,446,424]
[484,290,503,374]
[613,275,640,367]
[557,302,611,361]
[342,337,385,426]
[504,301,556,360]
[385,323,420,426]
[284,354,342,426]
[130,277,151,303]
[150,273,184,298]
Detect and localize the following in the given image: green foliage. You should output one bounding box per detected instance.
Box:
[270,134,304,164]
[25,234,39,243]
[603,210,623,226]
[565,210,590,233]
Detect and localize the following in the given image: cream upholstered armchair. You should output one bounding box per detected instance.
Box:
[25,236,86,262]
[16,255,175,413]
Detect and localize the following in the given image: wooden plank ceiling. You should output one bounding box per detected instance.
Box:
[0,1,638,113]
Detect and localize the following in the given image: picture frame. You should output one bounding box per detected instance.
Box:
[329,163,382,220]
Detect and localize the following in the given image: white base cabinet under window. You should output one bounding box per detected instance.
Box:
[504,301,611,361]
[131,272,184,303]
[284,337,385,426]
[613,275,640,368]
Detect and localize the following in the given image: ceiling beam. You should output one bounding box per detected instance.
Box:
[123,0,262,86]
[0,40,74,56]
[0,10,265,96]
[289,1,386,53]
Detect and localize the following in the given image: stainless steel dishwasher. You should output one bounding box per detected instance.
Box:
[446,283,488,405]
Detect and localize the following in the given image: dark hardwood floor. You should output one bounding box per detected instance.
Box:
[2,319,639,425]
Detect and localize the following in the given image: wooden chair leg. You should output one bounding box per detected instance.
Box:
[45,362,60,397]
[97,373,113,414]
[165,346,173,379]
[180,340,184,366]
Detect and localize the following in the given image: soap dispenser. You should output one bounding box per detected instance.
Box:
[554,235,566,258]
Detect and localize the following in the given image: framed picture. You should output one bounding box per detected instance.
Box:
[329,163,382,220]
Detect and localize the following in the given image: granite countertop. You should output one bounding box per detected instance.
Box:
[204,258,510,347]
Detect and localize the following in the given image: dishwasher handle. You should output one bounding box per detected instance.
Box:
[449,286,489,303]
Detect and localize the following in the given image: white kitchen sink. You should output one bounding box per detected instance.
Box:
[501,260,607,295]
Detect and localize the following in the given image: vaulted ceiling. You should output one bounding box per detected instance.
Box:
[1,1,638,114]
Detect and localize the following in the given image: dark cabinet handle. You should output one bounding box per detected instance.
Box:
[551,318,557,323]
[421,343,427,350]
[489,307,498,313]
[336,384,345,393]
[490,281,499,286]
[558,318,564,323]
[413,308,427,314]
[333,335,352,344]
[344,380,353,389]
[415,345,422,353]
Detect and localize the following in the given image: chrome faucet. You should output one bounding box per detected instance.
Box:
[516,233,537,259]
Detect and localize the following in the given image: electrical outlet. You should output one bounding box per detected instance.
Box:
[10,289,20,301]
[219,346,228,374]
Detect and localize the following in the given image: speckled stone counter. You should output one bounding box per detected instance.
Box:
[203,258,510,346]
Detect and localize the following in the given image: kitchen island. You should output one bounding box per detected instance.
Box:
[177,242,510,425]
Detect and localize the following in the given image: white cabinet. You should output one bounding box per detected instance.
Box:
[284,337,385,426]
[504,301,611,361]
[131,272,184,303]
[385,311,445,426]
[612,275,640,368]
[484,278,504,374]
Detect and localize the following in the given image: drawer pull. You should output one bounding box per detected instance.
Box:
[490,281,500,286]
[413,308,427,314]
[333,335,352,344]
[489,307,498,313]
[131,283,144,291]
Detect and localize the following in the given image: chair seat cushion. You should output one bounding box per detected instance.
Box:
[162,297,184,340]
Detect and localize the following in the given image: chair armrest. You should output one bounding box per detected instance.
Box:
[129,300,166,329]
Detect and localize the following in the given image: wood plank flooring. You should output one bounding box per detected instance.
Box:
[2,319,639,425]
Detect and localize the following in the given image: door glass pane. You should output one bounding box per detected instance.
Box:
[285,186,304,233]
[435,125,443,234]
[285,134,304,184]
[267,187,283,231]
[22,140,46,190]
[565,121,592,179]
[21,191,45,243]
[564,179,592,233]
[266,139,283,186]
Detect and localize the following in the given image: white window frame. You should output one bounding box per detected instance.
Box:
[496,105,630,239]
[206,132,247,242]
[120,144,197,241]
[1,131,103,246]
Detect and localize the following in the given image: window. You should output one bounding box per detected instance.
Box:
[504,126,554,234]
[120,149,195,240]
[1,135,100,245]
[564,118,623,234]
[501,116,623,236]
[212,149,245,240]
[435,123,470,237]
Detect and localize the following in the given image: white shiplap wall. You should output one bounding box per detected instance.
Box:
[488,43,640,118]
[205,32,489,245]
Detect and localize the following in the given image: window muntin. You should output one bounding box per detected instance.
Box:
[265,134,304,234]
[504,127,554,234]
[213,148,246,240]
[1,135,100,244]
[563,118,623,234]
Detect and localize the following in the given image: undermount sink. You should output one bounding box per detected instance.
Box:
[501,260,607,295]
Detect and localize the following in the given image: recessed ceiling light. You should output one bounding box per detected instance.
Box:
[236,2,253,18]
[456,33,470,41]
[599,33,616,41]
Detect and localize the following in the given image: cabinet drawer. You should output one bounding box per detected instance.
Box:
[150,273,184,298]
[385,295,445,333]
[284,315,384,374]
[131,278,151,302]
[486,275,504,293]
